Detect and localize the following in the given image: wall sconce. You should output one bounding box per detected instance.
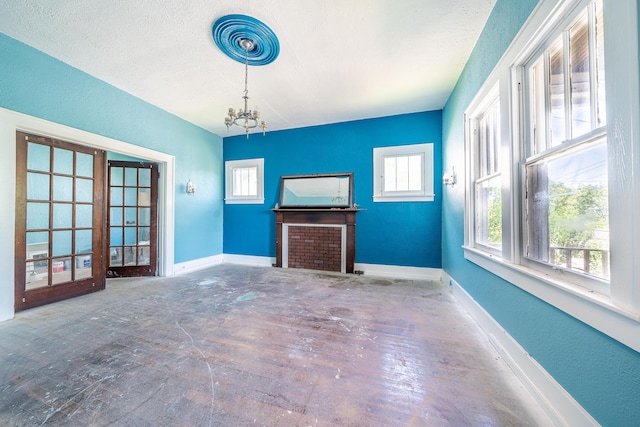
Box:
[443,167,456,187]
[186,179,196,195]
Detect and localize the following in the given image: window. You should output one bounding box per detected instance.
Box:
[462,0,640,352]
[467,86,502,254]
[373,143,434,202]
[225,158,264,204]
[523,0,608,288]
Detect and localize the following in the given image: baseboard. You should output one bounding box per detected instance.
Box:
[354,263,442,281]
[443,271,598,427]
[173,254,224,275]
[223,254,276,267]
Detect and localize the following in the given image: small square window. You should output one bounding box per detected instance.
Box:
[373,143,434,202]
[225,158,264,204]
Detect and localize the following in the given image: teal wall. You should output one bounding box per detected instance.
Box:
[223,112,443,268]
[0,33,223,262]
[442,1,640,425]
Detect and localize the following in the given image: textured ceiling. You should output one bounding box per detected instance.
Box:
[0,0,496,137]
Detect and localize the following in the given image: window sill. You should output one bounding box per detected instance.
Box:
[462,246,640,352]
[373,194,435,203]
[224,198,264,205]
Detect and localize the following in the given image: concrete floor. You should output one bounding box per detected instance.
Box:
[0,264,552,426]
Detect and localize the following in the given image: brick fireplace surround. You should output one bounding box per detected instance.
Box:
[274,209,358,274]
[286,225,344,272]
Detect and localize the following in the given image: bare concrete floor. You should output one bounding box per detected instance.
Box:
[0,264,552,426]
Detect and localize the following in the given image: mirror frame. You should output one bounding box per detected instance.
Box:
[278,172,354,208]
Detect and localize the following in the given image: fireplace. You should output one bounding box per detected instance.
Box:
[274,172,358,273]
[274,209,357,273]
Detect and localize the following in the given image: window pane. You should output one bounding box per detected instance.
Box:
[110,207,123,226]
[139,207,150,226]
[124,227,136,245]
[139,168,151,187]
[110,188,123,206]
[396,156,409,191]
[27,172,50,200]
[138,247,150,266]
[124,247,135,265]
[27,143,50,172]
[76,204,93,228]
[479,102,500,175]
[75,254,92,280]
[75,229,92,254]
[52,230,72,256]
[52,203,72,229]
[408,155,422,191]
[110,227,123,246]
[248,168,257,196]
[383,157,397,192]
[594,0,606,127]
[570,11,591,138]
[76,152,93,178]
[125,187,137,206]
[526,142,609,279]
[53,176,73,201]
[27,202,49,230]
[125,208,137,225]
[475,175,502,250]
[110,167,123,186]
[125,168,138,186]
[530,57,547,154]
[53,148,73,175]
[52,257,71,285]
[26,232,48,263]
[110,247,123,266]
[139,188,151,206]
[76,178,93,203]
[26,259,48,290]
[549,36,566,147]
[138,227,150,245]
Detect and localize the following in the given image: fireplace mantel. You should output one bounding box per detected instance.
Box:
[273,208,359,273]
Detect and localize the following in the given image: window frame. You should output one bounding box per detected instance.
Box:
[519,1,609,291]
[462,0,640,353]
[466,84,506,256]
[373,143,434,202]
[224,158,264,204]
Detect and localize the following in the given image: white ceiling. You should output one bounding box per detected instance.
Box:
[0,0,496,138]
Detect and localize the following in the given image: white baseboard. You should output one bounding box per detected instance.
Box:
[354,263,442,281]
[223,254,275,267]
[173,254,224,275]
[443,271,598,427]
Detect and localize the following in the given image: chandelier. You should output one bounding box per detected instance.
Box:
[224,38,267,138]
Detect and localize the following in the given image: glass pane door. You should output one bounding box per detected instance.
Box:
[107,161,157,277]
[15,132,106,311]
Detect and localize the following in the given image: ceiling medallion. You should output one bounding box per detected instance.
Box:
[212,15,279,137]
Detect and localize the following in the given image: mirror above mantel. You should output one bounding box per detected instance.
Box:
[278,172,354,209]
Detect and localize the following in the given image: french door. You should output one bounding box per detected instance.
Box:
[107,161,158,277]
[14,132,106,311]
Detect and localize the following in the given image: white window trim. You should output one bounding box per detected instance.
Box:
[373,143,435,202]
[462,0,640,353]
[224,158,264,204]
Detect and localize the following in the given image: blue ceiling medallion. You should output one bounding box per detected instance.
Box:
[212,14,280,66]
